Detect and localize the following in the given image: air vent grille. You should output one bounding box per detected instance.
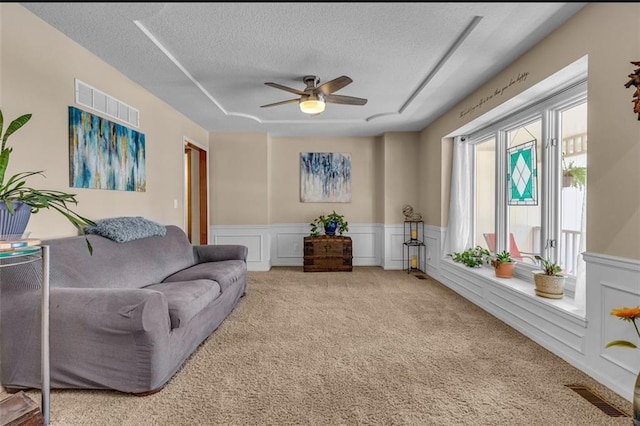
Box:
[74,79,139,128]
[565,384,629,417]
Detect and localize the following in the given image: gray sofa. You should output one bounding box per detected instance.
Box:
[0,225,247,394]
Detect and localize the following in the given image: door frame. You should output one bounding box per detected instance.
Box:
[183,137,209,244]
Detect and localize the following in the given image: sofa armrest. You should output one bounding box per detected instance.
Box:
[1,287,171,393]
[50,287,170,334]
[193,244,248,263]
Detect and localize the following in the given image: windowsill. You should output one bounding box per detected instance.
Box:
[442,257,586,321]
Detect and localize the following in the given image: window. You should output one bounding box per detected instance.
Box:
[469,81,587,294]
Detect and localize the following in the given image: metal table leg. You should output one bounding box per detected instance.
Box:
[41,245,50,425]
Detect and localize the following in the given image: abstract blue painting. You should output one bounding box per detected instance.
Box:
[300,152,351,202]
[69,106,146,192]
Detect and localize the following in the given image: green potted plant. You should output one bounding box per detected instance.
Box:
[533,255,565,299]
[562,159,586,190]
[0,110,95,252]
[309,210,348,237]
[449,246,490,268]
[491,250,516,278]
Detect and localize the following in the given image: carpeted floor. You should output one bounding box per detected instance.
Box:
[2,267,633,425]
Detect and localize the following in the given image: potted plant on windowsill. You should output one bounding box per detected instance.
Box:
[562,159,586,190]
[0,110,95,253]
[491,250,516,278]
[533,255,565,299]
[449,246,490,268]
[309,210,349,237]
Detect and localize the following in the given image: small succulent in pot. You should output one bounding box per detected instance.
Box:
[534,255,563,276]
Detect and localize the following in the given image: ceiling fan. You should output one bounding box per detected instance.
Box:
[261,75,367,115]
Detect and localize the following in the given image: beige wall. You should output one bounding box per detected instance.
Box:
[373,136,385,224]
[1,4,209,239]
[209,132,420,227]
[420,3,640,260]
[268,136,378,225]
[381,132,420,224]
[209,132,270,225]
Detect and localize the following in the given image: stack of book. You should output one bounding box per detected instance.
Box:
[0,238,41,255]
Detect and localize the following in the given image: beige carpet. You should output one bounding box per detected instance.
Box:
[2,267,633,425]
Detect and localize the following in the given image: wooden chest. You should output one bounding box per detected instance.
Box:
[0,392,44,426]
[303,236,353,272]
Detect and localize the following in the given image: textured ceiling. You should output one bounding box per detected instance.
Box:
[21,2,587,137]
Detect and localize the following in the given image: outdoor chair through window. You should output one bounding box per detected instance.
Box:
[483,233,538,265]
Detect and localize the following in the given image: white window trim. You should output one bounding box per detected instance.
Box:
[467,80,587,298]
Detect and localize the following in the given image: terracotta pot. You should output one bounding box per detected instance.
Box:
[494,261,515,278]
[533,271,565,299]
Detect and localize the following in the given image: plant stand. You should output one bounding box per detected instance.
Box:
[403,221,425,273]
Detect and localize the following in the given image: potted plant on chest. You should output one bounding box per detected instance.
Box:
[533,255,566,299]
[0,110,95,252]
[491,250,516,278]
[309,210,349,237]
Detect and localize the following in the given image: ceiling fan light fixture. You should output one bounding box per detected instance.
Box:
[300,94,325,115]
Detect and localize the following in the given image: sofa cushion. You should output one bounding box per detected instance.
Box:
[163,260,246,292]
[44,225,196,290]
[144,279,220,329]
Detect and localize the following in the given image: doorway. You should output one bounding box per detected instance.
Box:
[184,140,209,244]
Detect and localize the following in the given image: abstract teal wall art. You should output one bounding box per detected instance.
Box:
[300,152,351,202]
[69,106,146,192]
[507,140,537,205]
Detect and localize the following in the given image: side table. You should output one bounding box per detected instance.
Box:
[0,245,50,425]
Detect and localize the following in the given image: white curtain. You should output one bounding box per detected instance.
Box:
[444,136,473,256]
[574,188,587,309]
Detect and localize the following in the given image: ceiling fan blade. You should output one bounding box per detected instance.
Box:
[316,76,353,95]
[324,94,368,106]
[265,82,305,96]
[260,98,300,108]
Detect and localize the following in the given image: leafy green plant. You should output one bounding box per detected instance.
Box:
[0,110,95,252]
[309,210,349,237]
[534,255,563,276]
[449,246,490,268]
[491,250,514,268]
[562,159,586,190]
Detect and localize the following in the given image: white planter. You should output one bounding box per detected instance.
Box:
[533,271,566,299]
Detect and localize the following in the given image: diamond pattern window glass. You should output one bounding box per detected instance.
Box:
[507,140,538,205]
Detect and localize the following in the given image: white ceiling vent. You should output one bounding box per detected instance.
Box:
[74,79,140,128]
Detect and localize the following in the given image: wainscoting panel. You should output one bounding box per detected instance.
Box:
[583,252,640,401]
[486,286,586,355]
[268,223,381,268]
[210,225,271,271]
[424,225,445,279]
[275,232,307,260]
[349,228,379,266]
[440,260,484,301]
[384,224,405,270]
